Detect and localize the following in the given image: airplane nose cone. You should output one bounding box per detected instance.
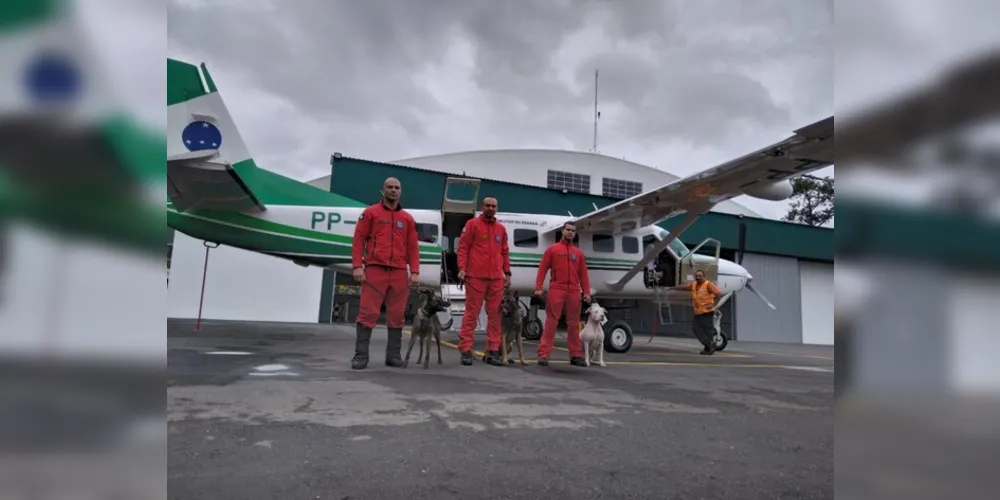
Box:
[719,259,751,283]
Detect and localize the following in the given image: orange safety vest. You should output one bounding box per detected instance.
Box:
[690,280,720,315]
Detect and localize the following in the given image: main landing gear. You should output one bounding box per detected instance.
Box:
[602,320,634,354]
[520,295,635,354]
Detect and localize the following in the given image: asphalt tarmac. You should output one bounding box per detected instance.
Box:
[168,319,834,500]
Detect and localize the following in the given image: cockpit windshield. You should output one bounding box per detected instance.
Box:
[655,228,690,258]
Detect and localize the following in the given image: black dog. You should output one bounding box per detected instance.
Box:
[500,289,526,366]
[404,289,451,369]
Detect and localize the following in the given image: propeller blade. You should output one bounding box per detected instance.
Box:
[737,222,747,265]
[746,282,777,310]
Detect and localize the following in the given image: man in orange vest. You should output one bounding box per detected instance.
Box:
[670,269,722,355]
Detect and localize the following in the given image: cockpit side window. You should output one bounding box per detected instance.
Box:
[655,227,690,258]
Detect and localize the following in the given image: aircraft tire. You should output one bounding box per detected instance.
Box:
[713,330,729,351]
[603,320,633,354]
[522,318,543,341]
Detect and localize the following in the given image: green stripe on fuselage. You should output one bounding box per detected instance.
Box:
[168,208,440,258]
[168,208,642,271]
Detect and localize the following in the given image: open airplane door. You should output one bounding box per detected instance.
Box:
[677,238,721,284]
[441,177,482,217]
[439,177,482,330]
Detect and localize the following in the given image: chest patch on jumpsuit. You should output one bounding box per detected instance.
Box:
[494,234,501,243]
[570,253,577,261]
[396,220,404,229]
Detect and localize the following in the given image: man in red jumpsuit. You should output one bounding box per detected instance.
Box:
[456,197,511,366]
[350,177,421,370]
[534,221,591,367]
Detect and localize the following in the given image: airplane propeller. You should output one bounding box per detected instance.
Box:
[736,219,777,310]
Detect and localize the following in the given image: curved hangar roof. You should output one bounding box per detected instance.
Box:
[312,149,763,218]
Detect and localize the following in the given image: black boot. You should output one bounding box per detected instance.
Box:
[570,357,587,367]
[352,324,372,370]
[485,350,504,366]
[460,351,475,365]
[385,328,405,368]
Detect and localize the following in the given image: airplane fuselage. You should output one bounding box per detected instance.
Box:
[167,204,753,305]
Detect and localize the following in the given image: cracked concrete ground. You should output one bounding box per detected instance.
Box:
[168,319,834,500]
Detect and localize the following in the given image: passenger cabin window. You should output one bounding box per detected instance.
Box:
[621,236,639,254]
[415,223,439,244]
[513,229,538,248]
[592,234,615,253]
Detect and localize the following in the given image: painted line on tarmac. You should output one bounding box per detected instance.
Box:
[403,330,488,359]
[647,337,834,361]
[403,331,822,369]
[779,366,834,373]
[520,339,752,359]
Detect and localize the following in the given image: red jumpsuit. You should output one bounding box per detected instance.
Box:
[456,214,510,353]
[535,239,591,359]
[351,201,420,329]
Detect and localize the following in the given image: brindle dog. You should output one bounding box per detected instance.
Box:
[500,289,526,366]
[404,289,450,369]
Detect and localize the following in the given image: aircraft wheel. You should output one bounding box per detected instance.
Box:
[713,330,729,351]
[603,320,633,354]
[522,318,543,341]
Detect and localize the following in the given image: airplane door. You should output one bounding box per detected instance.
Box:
[440,177,482,250]
[439,177,483,328]
[441,177,481,214]
[677,238,721,284]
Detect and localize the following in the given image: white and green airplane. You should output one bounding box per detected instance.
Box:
[167,61,835,354]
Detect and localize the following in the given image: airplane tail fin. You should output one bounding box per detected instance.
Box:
[166,59,363,211]
[167,60,255,173]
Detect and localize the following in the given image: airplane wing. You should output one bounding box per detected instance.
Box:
[167,149,266,213]
[541,115,835,237]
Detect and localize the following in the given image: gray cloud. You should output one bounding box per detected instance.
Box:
[167,0,832,214]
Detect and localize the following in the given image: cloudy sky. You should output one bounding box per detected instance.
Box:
[161,0,833,218]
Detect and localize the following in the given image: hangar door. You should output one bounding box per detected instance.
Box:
[799,260,834,345]
[735,253,802,343]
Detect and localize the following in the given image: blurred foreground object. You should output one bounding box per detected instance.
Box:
[837,2,1000,498]
[0,0,164,254]
[838,50,1000,166]
[0,1,164,499]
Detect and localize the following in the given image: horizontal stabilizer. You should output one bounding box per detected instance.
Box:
[167,152,265,213]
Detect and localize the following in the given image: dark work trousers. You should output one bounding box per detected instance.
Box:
[692,312,716,349]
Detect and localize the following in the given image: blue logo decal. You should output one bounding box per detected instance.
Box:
[570,253,577,261]
[396,220,404,229]
[182,121,223,152]
[24,51,81,103]
[494,234,501,242]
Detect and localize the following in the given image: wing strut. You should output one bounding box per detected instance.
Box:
[607,210,703,291]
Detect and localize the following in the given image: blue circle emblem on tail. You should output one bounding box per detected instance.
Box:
[24,51,81,103]
[182,121,223,152]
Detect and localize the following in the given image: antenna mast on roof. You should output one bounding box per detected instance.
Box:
[592,69,600,153]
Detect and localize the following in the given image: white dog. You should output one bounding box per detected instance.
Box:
[580,301,607,367]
